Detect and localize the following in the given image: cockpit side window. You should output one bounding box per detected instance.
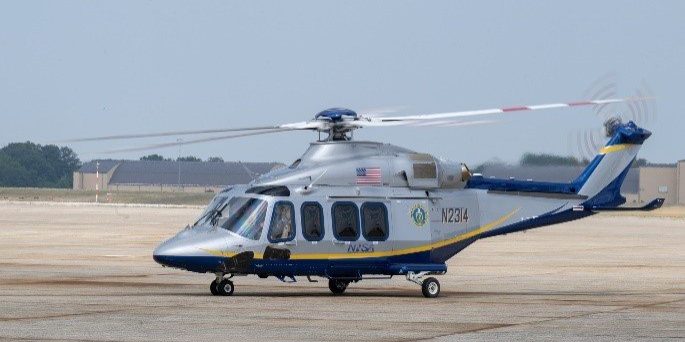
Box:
[332,202,359,241]
[268,201,296,243]
[361,202,389,241]
[289,158,302,169]
[301,202,324,241]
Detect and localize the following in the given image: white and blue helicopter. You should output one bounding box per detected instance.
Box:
[74,97,662,298]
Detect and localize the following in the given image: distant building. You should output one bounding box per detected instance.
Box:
[638,161,685,206]
[72,160,120,192]
[73,160,284,192]
[74,159,685,205]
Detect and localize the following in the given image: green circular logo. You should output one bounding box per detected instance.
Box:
[410,204,428,227]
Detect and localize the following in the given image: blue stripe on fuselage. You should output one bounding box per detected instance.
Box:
[154,249,448,277]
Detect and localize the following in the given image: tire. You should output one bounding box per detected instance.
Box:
[421,277,440,298]
[328,279,348,295]
[210,281,220,296]
[217,279,234,296]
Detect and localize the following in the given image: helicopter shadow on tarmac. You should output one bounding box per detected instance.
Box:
[152,288,635,299]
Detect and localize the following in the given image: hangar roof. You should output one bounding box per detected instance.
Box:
[78,160,121,173]
[78,160,282,187]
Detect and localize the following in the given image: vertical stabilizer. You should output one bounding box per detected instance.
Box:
[572,119,651,207]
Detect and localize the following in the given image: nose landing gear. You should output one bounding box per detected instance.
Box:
[211,273,235,296]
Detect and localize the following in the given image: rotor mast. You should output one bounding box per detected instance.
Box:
[314,108,359,141]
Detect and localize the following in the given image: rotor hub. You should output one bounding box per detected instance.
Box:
[314,108,359,141]
[314,108,358,122]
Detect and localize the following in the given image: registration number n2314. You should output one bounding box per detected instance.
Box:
[441,207,469,223]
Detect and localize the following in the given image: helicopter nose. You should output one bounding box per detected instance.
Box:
[152,229,229,272]
[152,239,183,268]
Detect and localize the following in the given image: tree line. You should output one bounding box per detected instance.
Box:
[0,144,226,188]
[0,142,81,188]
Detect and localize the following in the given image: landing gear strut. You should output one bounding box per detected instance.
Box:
[211,273,235,296]
[407,271,441,298]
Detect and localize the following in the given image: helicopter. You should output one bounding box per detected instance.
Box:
[70,97,662,298]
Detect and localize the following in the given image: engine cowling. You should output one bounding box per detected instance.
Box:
[437,160,471,189]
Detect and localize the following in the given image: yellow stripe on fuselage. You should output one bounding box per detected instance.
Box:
[599,144,632,155]
[202,208,519,260]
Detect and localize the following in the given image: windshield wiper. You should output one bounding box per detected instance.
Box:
[210,202,229,226]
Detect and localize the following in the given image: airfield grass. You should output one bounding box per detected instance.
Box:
[0,187,214,206]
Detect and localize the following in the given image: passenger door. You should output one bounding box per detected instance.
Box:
[359,201,391,255]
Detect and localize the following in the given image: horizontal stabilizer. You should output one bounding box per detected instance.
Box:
[577,198,665,212]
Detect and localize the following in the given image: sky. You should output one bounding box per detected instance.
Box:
[0,1,683,165]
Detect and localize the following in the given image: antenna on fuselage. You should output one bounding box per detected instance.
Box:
[297,169,328,194]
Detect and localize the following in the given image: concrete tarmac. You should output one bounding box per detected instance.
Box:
[0,202,683,341]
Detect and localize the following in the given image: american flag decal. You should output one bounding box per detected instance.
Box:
[356,167,382,185]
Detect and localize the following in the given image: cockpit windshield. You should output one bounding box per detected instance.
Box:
[193,194,229,227]
[216,197,268,240]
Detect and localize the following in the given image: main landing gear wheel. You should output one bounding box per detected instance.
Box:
[421,277,440,298]
[215,279,234,296]
[328,279,348,295]
[210,281,220,295]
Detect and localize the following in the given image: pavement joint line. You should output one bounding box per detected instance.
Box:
[0,308,128,322]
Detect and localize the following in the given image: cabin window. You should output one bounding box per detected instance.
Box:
[268,201,296,243]
[332,202,359,241]
[301,202,324,241]
[361,202,389,241]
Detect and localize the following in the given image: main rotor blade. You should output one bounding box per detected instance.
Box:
[408,119,500,128]
[102,128,296,154]
[365,97,653,124]
[353,117,500,128]
[62,125,282,143]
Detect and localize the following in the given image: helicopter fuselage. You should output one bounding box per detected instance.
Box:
[153,183,587,278]
[153,121,659,296]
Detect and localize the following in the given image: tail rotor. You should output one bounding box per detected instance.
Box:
[568,75,656,162]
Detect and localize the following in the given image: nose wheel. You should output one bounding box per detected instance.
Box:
[211,275,235,296]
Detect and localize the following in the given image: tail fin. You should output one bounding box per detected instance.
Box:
[572,119,651,207]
